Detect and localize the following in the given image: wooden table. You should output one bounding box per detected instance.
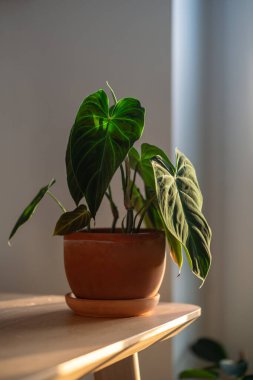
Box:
[0,294,200,380]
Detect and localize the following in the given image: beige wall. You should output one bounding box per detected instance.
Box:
[171,0,208,374]
[0,1,172,379]
[202,0,253,368]
[171,0,253,372]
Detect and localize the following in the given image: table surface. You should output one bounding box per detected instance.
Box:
[0,294,201,380]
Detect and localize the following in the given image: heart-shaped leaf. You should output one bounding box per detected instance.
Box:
[66,89,145,217]
[8,179,55,244]
[179,369,218,379]
[54,205,91,236]
[151,149,212,283]
[191,338,227,363]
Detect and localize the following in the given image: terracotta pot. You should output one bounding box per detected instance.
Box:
[64,229,166,300]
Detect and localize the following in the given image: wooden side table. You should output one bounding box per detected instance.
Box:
[0,294,200,380]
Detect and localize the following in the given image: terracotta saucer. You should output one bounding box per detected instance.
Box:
[65,293,160,318]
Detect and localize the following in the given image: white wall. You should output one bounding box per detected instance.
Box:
[0,1,172,379]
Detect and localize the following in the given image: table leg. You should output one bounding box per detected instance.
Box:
[94,353,141,380]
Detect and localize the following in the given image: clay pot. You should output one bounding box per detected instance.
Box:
[64,229,166,300]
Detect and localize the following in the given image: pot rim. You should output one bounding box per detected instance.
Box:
[64,228,164,242]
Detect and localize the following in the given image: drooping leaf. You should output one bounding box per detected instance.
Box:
[220,359,248,377]
[164,224,183,270]
[179,369,218,379]
[151,150,212,283]
[8,179,55,244]
[141,143,175,189]
[129,145,183,270]
[54,205,91,236]
[150,203,183,271]
[129,143,174,190]
[191,338,227,363]
[66,89,145,217]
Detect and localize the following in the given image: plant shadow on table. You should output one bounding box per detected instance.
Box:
[178,337,253,380]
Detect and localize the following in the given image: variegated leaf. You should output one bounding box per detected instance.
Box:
[151,149,211,283]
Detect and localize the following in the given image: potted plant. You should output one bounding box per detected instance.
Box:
[8,83,212,317]
[179,337,253,380]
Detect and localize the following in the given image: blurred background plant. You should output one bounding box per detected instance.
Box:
[179,338,253,380]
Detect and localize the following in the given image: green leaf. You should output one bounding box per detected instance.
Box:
[129,143,174,190]
[141,143,175,189]
[129,147,140,169]
[164,225,183,270]
[191,338,227,363]
[179,369,218,379]
[131,182,145,212]
[129,145,183,270]
[54,205,91,236]
[151,203,183,271]
[243,375,253,380]
[8,179,55,244]
[220,360,248,377]
[66,89,145,218]
[146,202,163,230]
[151,149,212,283]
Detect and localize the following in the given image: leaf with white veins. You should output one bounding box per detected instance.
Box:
[151,149,212,283]
[66,89,145,217]
[54,205,91,235]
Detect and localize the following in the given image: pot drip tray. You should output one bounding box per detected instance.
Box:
[65,293,160,318]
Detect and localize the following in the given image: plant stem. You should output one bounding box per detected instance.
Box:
[120,164,126,192]
[124,156,131,208]
[133,194,156,225]
[136,210,147,232]
[124,155,134,233]
[105,82,132,232]
[47,191,67,213]
[135,194,157,232]
[105,186,119,232]
[121,214,127,232]
[130,164,138,199]
[106,81,118,104]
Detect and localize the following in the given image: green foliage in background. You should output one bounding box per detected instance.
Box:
[179,337,252,380]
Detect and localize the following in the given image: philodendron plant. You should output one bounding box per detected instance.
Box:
[9,83,212,284]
